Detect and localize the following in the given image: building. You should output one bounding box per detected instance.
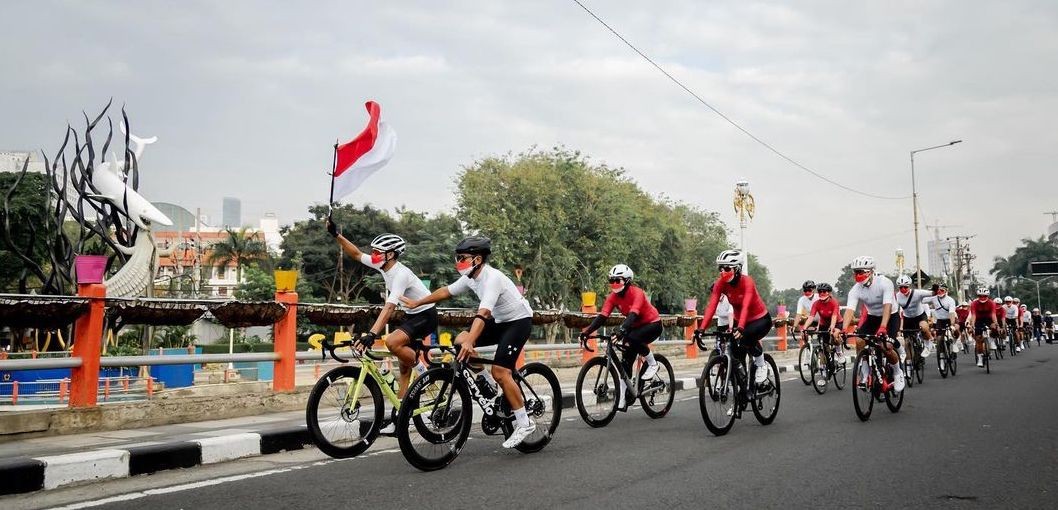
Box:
[0,151,46,173]
[927,237,953,281]
[222,197,241,229]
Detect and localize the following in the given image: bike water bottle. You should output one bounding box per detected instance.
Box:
[477,374,497,399]
[381,369,398,392]
[413,361,428,377]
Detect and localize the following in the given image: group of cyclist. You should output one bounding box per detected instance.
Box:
[325,214,1053,453]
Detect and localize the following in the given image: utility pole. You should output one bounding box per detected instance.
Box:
[947,234,976,302]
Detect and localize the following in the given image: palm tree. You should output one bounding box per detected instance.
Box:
[207,227,267,284]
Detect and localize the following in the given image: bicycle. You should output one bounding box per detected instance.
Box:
[900,328,926,387]
[306,335,432,459]
[575,333,675,427]
[932,325,958,379]
[695,330,781,436]
[801,329,847,394]
[394,344,562,471]
[848,333,905,421]
[1007,325,1018,357]
[797,330,817,386]
[993,327,1006,360]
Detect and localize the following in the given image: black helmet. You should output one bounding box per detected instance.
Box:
[455,236,491,256]
[817,282,833,293]
[802,280,816,291]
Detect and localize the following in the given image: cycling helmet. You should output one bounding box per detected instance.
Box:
[851,256,876,270]
[976,287,989,296]
[370,233,406,256]
[802,280,816,291]
[995,298,1003,305]
[608,264,634,281]
[937,283,948,290]
[1013,297,1021,303]
[1004,296,1013,302]
[817,282,833,293]
[1032,307,1039,313]
[1020,304,1027,310]
[454,236,491,256]
[715,249,745,268]
[896,274,913,287]
[1047,311,1052,316]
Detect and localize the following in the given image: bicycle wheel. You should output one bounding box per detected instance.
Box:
[833,356,847,391]
[903,358,914,388]
[811,348,828,395]
[1009,334,1017,357]
[852,352,873,422]
[985,350,990,374]
[751,354,781,425]
[510,362,562,454]
[885,364,904,413]
[638,354,675,419]
[914,356,924,385]
[699,356,736,436]
[575,357,619,427]
[395,366,471,471]
[798,344,812,385]
[306,365,383,459]
[937,343,949,379]
[948,343,957,376]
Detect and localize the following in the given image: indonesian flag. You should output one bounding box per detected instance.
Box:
[331,101,397,202]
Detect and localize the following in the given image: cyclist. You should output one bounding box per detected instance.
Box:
[841,256,904,391]
[894,274,935,358]
[1045,311,1054,343]
[1031,308,1043,344]
[400,236,537,448]
[968,288,1000,367]
[955,302,971,351]
[328,220,437,433]
[923,283,958,368]
[796,281,819,342]
[800,282,845,363]
[1002,296,1021,352]
[579,264,663,410]
[696,250,773,385]
[1019,303,1031,348]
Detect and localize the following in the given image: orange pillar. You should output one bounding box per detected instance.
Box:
[273,291,298,392]
[58,379,68,402]
[684,308,699,359]
[777,316,788,352]
[580,301,598,365]
[70,283,105,408]
[11,381,18,405]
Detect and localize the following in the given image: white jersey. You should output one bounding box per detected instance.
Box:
[716,295,734,326]
[1003,304,1019,320]
[923,295,957,320]
[895,289,932,317]
[796,294,818,319]
[359,255,434,314]
[847,274,896,317]
[446,264,533,323]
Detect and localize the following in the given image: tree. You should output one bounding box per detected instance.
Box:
[990,236,1058,311]
[0,171,52,292]
[207,227,267,284]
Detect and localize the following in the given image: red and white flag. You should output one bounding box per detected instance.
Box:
[331,101,397,202]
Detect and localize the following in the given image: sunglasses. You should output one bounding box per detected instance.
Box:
[853,269,870,275]
[718,266,736,273]
[899,286,910,290]
[818,291,830,295]
[455,254,476,263]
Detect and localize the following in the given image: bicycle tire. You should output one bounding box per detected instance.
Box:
[699,356,736,436]
[811,348,828,395]
[833,357,847,391]
[638,354,675,419]
[395,366,471,471]
[511,362,562,453]
[852,352,873,422]
[938,346,949,379]
[949,344,957,376]
[751,354,781,426]
[885,364,904,413]
[306,365,383,459]
[798,344,812,385]
[903,358,914,388]
[915,356,924,385]
[985,350,991,374]
[575,357,620,428]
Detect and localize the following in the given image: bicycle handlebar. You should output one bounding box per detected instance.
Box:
[693,329,733,351]
[320,334,381,364]
[579,333,618,353]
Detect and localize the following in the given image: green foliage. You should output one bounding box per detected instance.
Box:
[991,236,1058,311]
[0,171,52,292]
[155,325,196,349]
[207,227,268,283]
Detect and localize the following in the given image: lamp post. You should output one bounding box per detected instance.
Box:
[910,140,962,287]
[999,275,1056,311]
[733,180,754,274]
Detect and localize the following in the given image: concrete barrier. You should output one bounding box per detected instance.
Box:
[197,433,262,464]
[39,449,129,490]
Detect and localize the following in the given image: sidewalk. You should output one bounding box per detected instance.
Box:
[0,349,803,495]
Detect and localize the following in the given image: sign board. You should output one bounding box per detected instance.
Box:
[1030,260,1058,276]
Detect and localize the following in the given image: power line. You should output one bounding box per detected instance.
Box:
[570,0,910,201]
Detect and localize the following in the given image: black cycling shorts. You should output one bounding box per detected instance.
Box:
[974,321,993,336]
[857,314,902,349]
[1005,318,1018,329]
[935,318,952,331]
[903,312,928,327]
[396,307,439,345]
[473,316,532,369]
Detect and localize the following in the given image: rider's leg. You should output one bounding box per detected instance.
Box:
[384,329,416,398]
[741,315,772,384]
[920,319,934,356]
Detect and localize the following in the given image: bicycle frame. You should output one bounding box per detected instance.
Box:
[854,335,898,396]
[583,334,663,402]
[321,338,438,421]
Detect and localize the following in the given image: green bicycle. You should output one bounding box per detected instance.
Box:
[306,335,438,459]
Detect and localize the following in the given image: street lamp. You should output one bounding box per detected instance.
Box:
[733,180,754,274]
[910,140,962,287]
[999,275,1056,311]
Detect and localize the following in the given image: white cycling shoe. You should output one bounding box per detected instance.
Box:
[502,420,537,448]
[834,349,847,363]
[754,364,769,385]
[892,369,906,392]
[976,355,984,368]
[641,362,660,381]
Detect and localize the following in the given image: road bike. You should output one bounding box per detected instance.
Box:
[306,335,432,459]
[901,328,926,387]
[932,325,958,378]
[695,330,780,436]
[395,345,561,471]
[1007,325,1018,357]
[800,329,847,394]
[797,330,817,386]
[993,327,1006,360]
[575,333,675,427]
[848,333,905,422]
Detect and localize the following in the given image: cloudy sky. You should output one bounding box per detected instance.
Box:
[3,1,1056,290]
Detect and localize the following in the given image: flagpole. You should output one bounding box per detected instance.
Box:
[328,139,338,215]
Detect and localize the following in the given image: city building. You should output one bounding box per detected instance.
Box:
[0,151,46,173]
[222,197,242,229]
[927,237,953,281]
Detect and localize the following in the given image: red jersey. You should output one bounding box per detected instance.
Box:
[600,285,660,328]
[955,307,969,323]
[809,297,841,328]
[969,298,996,322]
[702,274,768,327]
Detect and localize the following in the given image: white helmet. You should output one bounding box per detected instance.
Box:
[1032,307,1039,313]
[608,264,634,281]
[715,249,745,268]
[1013,297,1021,303]
[976,287,989,296]
[1020,304,1027,310]
[370,233,406,256]
[1047,311,1052,316]
[1004,295,1013,302]
[995,298,1003,304]
[851,255,876,270]
[896,274,913,287]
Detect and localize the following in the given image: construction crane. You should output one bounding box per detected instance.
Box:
[927,222,962,240]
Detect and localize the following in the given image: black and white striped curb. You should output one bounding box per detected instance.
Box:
[1,366,804,497]
[0,427,310,496]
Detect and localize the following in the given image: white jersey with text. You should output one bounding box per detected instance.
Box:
[846,274,896,317]
[359,255,434,314]
[895,288,932,317]
[447,264,533,323]
[923,295,957,321]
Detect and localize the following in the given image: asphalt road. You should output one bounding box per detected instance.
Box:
[22,345,1058,509]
